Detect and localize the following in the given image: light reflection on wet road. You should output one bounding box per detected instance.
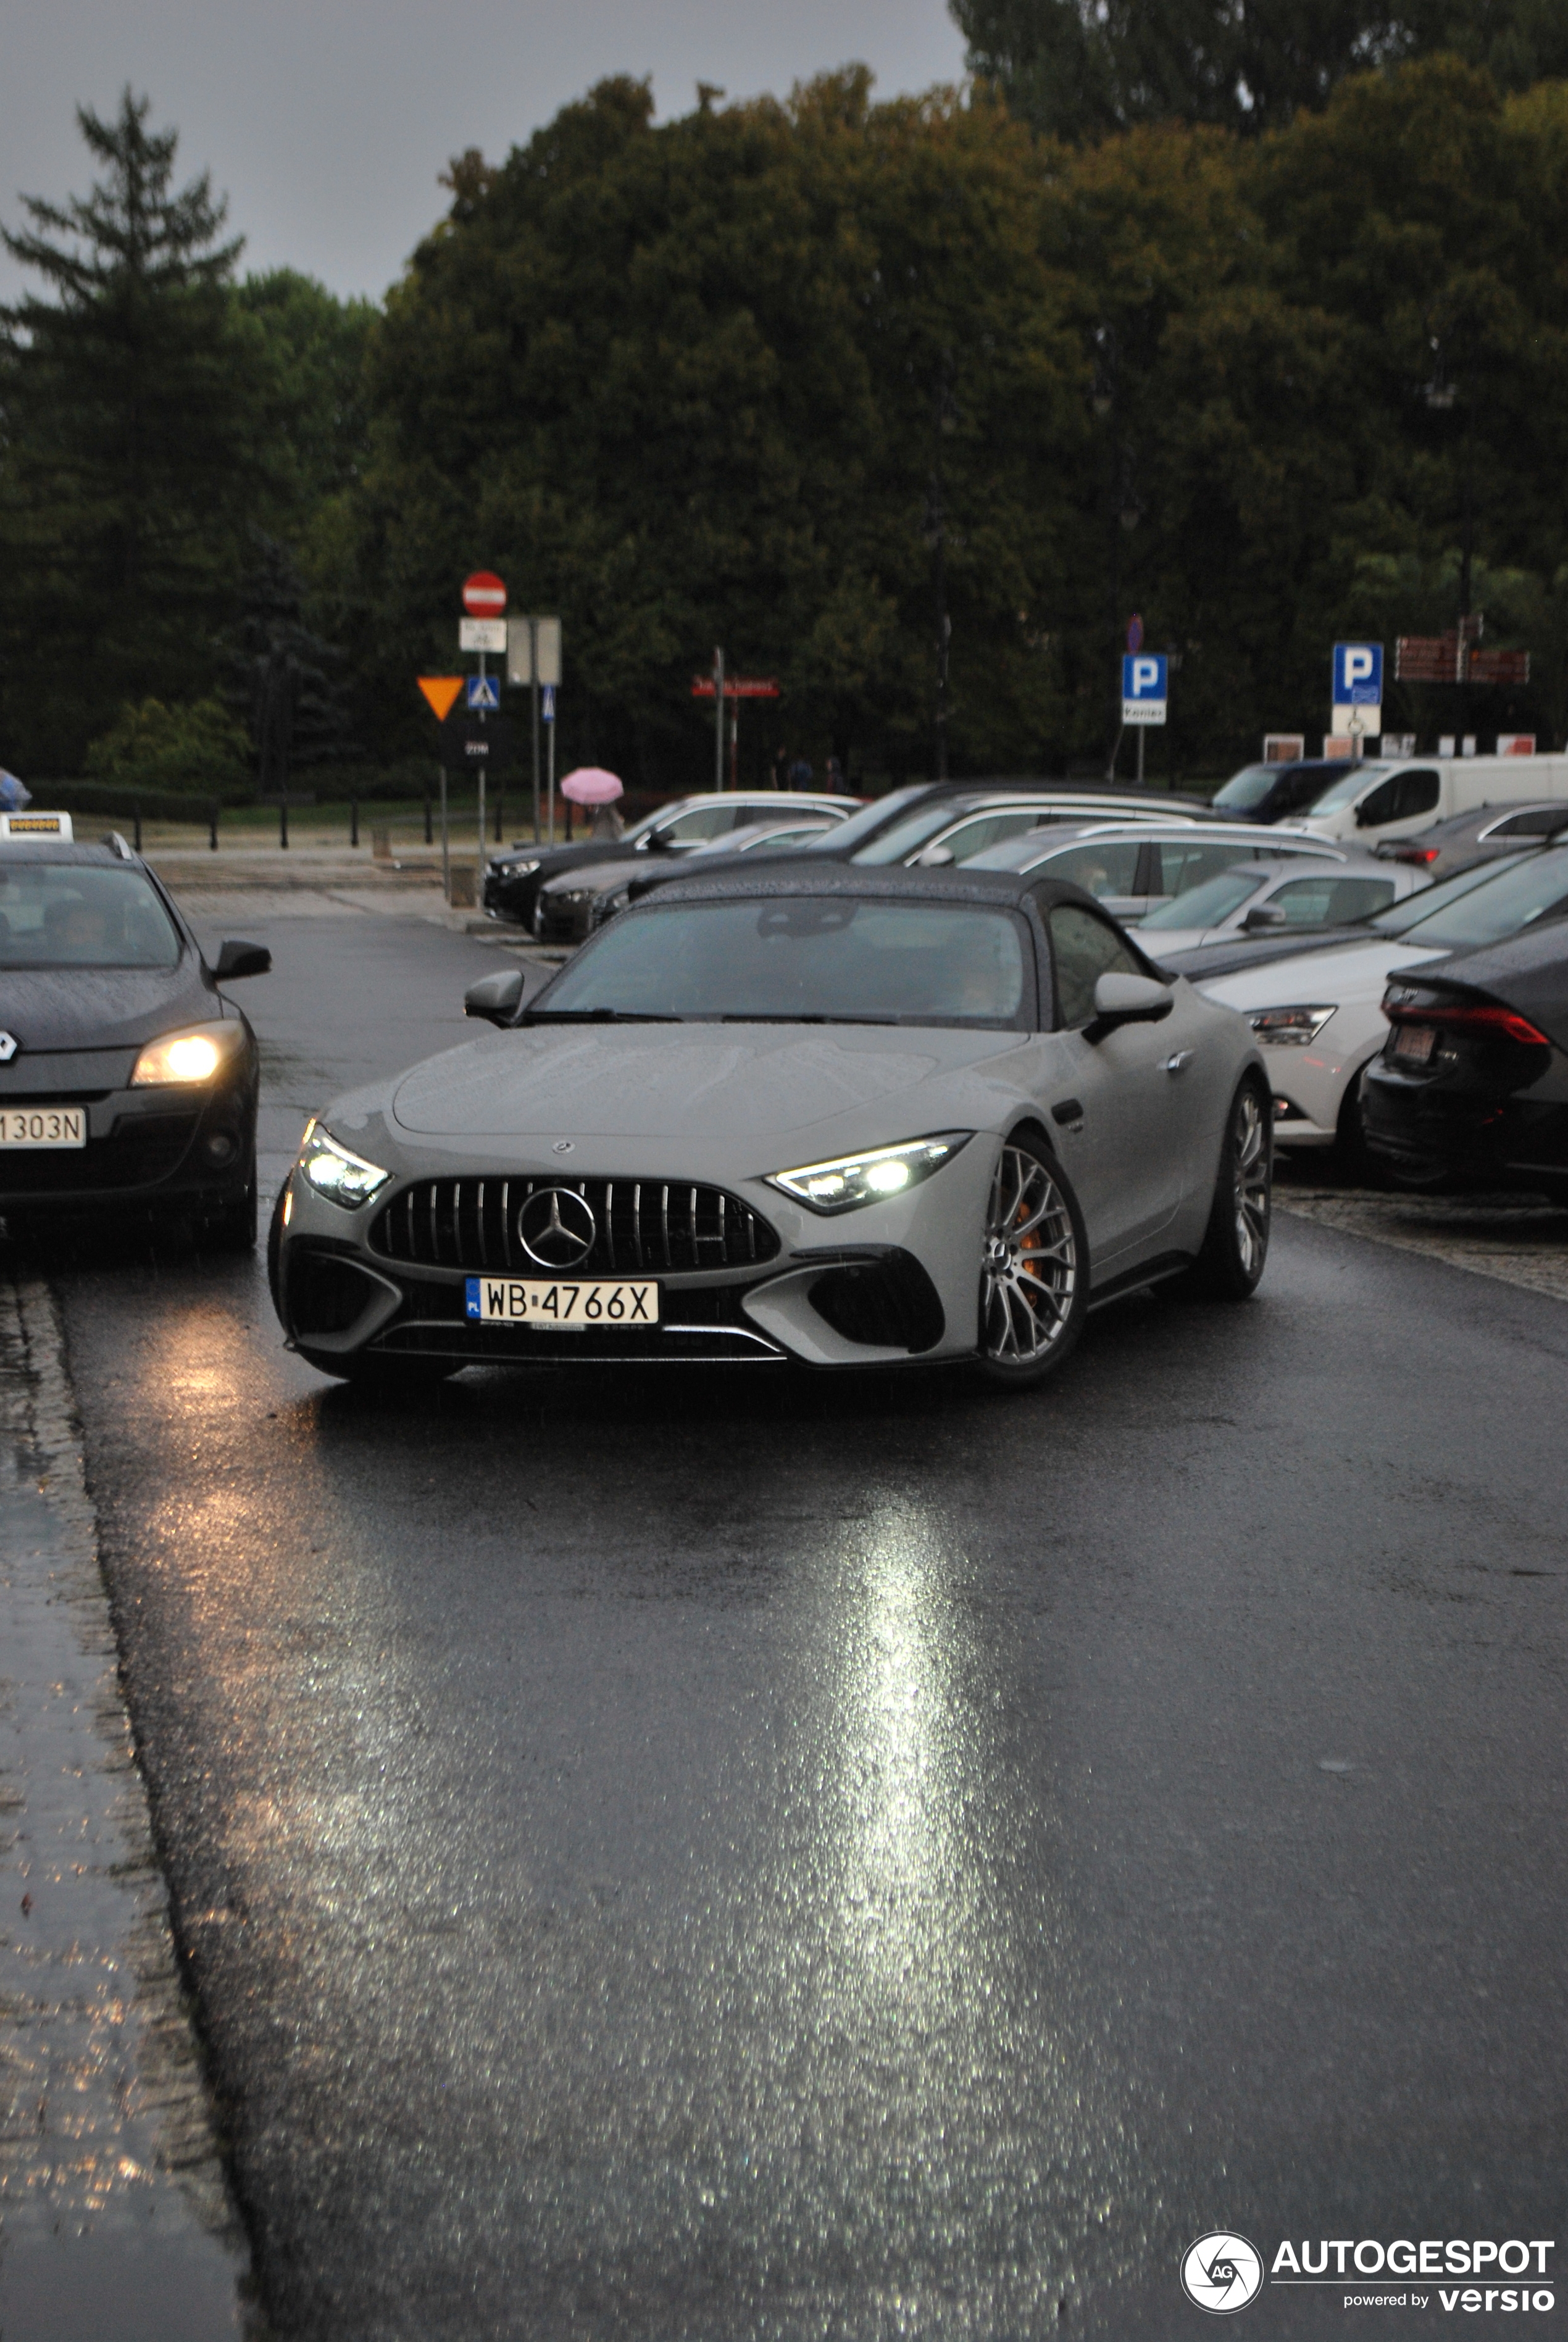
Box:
[43,914,1568,2338]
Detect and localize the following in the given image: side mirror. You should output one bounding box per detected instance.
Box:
[214,940,271,980]
[913,843,955,867]
[644,828,677,853]
[1085,970,1174,1041]
[1241,903,1288,932]
[464,967,526,1024]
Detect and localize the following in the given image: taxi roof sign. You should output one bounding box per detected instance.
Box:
[417,677,465,722]
[0,812,72,840]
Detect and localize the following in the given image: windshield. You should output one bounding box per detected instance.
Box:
[1141,870,1261,930]
[0,863,181,969]
[1212,765,1280,811]
[1305,762,1388,814]
[1368,851,1535,936]
[535,896,1029,1026]
[802,786,929,854]
[1382,844,1568,951]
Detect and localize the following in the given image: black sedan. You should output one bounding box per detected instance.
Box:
[1362,918,1568,1193]
[0,838,270,1244]
[482,790,858,929]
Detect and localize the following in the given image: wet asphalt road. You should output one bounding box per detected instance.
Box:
[41,913,1568,2338]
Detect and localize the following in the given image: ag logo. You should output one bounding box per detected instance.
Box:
[1182,2233,1263,2314]
[0,1032,18,1064]
[518,1185,596,1270]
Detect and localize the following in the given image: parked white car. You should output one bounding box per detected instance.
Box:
[966,821,1342,923]
[1293,753,1568,846]
[1134,852,1430,957]
[1195,847,1568,1157]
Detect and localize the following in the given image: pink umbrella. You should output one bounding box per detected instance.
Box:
[559,767,623,806]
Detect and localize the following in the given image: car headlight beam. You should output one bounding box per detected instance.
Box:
[766,1132,970,1214]
[1246,1005,1338,1048]
[130,1020,244,1086]
[297,1122,392,1209]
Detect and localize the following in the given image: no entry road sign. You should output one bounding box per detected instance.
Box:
[462,572,507,618]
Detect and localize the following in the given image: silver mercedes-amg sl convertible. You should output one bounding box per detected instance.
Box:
[268,865,1271,1389]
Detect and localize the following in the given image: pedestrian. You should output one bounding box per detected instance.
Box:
[825,754,845,793]
[769,744,788,792]
[591,801,625,841]
[788,757,814,790]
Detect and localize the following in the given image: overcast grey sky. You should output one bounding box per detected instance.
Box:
[0,0,969,305]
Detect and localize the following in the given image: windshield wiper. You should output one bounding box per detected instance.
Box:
[521,1007,685,1023]
[717,1011,900,1025]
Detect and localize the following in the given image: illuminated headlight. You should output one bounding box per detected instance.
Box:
[1247,1005,1337,1048]
[766,1133,970,1214]
[296,1120,391,1209]
[130,1021,244,1086]
[504,857,540,877]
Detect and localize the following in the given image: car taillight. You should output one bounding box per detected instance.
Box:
[1381,993,1551,1048]
[1393,845,1441,865]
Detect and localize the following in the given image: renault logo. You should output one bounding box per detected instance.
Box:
[518,1185,596,1269]
[0,1033,17,1063]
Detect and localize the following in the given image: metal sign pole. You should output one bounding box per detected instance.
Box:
[440,765,449,897]
[1136,725,1145,785]
[530,620,541,843]
[546,706,556,844]
[714,648,725,792]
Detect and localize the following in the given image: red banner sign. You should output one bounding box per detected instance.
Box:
[691,677,780,699]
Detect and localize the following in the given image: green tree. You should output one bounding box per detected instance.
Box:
[0,90,259,770]
[951,0,1568,141]
[327,73,1081,785]
[84,693,250,794]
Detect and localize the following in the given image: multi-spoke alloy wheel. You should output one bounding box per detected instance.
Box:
[1193,1075,1272,1299]
[977,1140,1088,1386]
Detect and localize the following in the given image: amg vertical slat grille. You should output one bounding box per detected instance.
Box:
[370,1176,778,1274]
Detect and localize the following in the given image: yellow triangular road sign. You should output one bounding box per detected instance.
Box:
[417,676,464,722]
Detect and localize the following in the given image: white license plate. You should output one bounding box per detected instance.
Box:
[1393,1024,1436,1062]
[0,1106,86,1148]
[464,1275,659,1328]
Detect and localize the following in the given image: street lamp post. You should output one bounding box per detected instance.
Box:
[1093,325,1144,779]
[1424,333,1475,623]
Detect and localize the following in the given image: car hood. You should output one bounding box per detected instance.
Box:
[390,1022,1027,1144]
[0,959,212,1053]
[1199,937,1448,1010]
[541,855,646,897]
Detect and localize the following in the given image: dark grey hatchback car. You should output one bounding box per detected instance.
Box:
[0,838,270,1244]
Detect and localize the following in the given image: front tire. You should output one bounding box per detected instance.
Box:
[1193,1076,1272,1299]
[974,1135,1088,1389]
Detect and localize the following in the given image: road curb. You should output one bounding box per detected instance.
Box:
[0,1274,262,2340]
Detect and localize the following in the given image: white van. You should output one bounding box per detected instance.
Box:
[1292,754,1568,845]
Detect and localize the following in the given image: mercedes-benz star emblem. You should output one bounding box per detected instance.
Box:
[0,1033,19,1064]
[518,1186,597,1270]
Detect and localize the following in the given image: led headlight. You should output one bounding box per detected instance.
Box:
[1246,1005,1337,1048]
[767,1133,970,1214]
[130,1020,244,1086]
[296,1120,391,1209]
[504,857,541,877]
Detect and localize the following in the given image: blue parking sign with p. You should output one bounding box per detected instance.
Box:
[1332,643,1382,706]
[1122,653,1167,724]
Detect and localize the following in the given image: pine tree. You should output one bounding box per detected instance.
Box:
[0,90,259,769]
